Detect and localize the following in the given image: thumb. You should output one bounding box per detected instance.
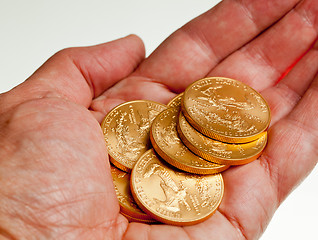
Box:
[0,35,145,112]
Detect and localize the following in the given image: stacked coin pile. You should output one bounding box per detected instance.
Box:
[101,77,271,225]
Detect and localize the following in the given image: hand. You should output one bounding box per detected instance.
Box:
[0,0,317,239]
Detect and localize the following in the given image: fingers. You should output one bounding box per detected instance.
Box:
[261,39,318,125]
[90,76,176,120]
[132,0,300,92]
[260,69,318,203]
[209,0,318,91]
[0,35,145,111]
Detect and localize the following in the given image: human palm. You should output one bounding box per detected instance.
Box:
[0,0,317,239]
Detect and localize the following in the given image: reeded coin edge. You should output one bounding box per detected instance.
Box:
[110,156,132,173]
[182,77,271,143]
[130,149,225,226]
[150,127,228,174]
[111,164,152,219]
[150,108,229,174]
[167,93,184,108]
[177,114,268,165]
[117,192,155,221]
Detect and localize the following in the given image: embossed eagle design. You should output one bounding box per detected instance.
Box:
[144,164,191,213]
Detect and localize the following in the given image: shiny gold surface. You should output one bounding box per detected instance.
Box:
[130,149,224,226]
[167,93,184,108]
[178,113,267,165]
[150,107,228,174]
[102,100,167,172]
[110,165,155,221]
[182,77,271,143]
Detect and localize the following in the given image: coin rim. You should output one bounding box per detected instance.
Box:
[101,100,167,172]
[150,108,229,174]
[167,93,184,108]
[110,165,155,220]
[177,113,268,165]
[182,77,271,143]
[130,149,224,226]
[121,211,158,223]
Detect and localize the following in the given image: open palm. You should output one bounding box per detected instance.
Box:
[0,0,317,239]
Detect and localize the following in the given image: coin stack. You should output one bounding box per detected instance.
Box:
[101,77,271,226]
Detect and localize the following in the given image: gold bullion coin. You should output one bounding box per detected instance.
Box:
[167,93,184,108]
[110,165,155,221]
[177,113,268,165]
[182,77,271,143]
[102,100,167,172]
[130,149,224,226]
[150,107,229,174]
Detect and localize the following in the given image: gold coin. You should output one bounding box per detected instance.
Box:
[177,113,268,165]
[110,165,155,221]
[102,100,167,172]
[130,149,224,226]
[167,93,184,108]
[150,107,229,174]
[182,77,271,143]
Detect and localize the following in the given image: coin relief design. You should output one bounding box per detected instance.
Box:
[178,113,267,165]
[167,93,184,108]
[151,107,228,174]
[101,100,167,172]
[182,77,270,143]
[131,149,224,225]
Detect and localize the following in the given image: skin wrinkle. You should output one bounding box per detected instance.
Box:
[264,122,315,204]
[233,0,255,24]
[276,80,303,105]
[97,76,174,104]
[177,228,191,240]
[260,134,286,205]
[113,216,129,240]
[37,192,108,219]
[39,50,91,106]
[264,83,302,125]
[182,0,259,69]
[136,77,176,99]
[287,109,318,135]
[2,1,318,239]
[217,208,247,240]
[45,216,125,240]
[232,0,299,28]
[208,1,318,93]
[258,154,280,205]
[179,26,219,73]
[71,57,95,101]
[12,198,123,239]
[219,161,280,240]
[295,0,318,32]
[0,99,115,239]
[0,228,16,240]
[123,223,151,240]
[252,191,274,239]
[242,45,279,79]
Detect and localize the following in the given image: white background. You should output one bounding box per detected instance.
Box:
[0,1,317,239]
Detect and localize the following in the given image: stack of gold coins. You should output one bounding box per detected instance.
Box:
[101,77,271,226]
[102,100,166,222]
[177,77,270,165]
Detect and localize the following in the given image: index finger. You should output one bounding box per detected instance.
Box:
[134,0,300,92]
